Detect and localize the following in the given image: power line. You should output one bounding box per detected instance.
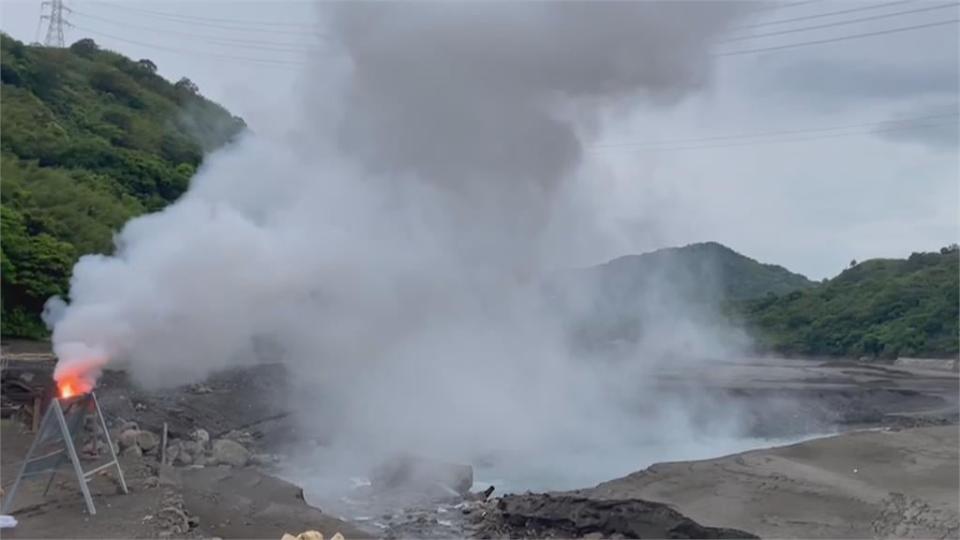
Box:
[594,113,959,149]
[720,3,958,43]
[735,0,914,29]
[92,2,322,36]
[70,26,304,69]
[90,1,316,29]
[716,18,959,56]
[33,7,45,43]
[751,1,824,13]
[592,118,957,153]
[70,3,959,67]
[71,10,324,53]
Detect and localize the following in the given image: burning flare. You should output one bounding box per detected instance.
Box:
[58,378,80,399]
[53,350,107,399]
[52,344,105,398]
[57,375,92,399]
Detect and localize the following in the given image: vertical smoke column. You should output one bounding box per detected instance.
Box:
[327,1,740,274]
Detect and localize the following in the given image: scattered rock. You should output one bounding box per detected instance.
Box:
[182,440,204,457]
[190,384,213,394]
[191,428,210,448]
[211,438,250,467]
[135,430,159,452]
[117,428,159,455]
[223,429,255,446]
[157,505,189,534]
[117,429,141,450]
[474,494,758,539]
[282,531,338,540]
[121,445,143,459]
[116,420,139,433]
[175,450,194,466]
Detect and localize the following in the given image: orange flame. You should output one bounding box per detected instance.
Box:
[58,378,85,399]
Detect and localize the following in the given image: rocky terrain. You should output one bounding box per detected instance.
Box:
[0,352,360,539]
[2,344,957,539]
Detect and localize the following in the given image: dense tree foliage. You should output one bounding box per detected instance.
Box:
[1,34,245,336]
[738,247,959,359]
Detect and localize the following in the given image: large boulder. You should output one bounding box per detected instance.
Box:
[117,428,159,454]
[135,430,159,452]
[371,453,473,496]
[121,444,143,459]
[211,438,250,467]
[117,429,140,450]
[191,429,210,448]
[181,440,205,458]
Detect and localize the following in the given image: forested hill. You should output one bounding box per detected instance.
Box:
[593,242,816,302]
[740,247,960,359]
[1,34,245,337]
[557,242,816,349]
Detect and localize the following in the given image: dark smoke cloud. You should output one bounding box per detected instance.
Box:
[329,2,746,265]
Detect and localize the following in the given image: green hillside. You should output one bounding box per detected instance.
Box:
[1,34,245,337]
[740,247,959,359]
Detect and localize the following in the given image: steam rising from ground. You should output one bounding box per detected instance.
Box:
[47,2,752,486]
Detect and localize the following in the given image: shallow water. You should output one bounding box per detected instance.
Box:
[469,431,834,494]
[288,430,835,530]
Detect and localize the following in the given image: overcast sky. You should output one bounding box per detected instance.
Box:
[1,0,957,280]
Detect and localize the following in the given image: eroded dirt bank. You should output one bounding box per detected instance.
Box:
[572,426,959,539]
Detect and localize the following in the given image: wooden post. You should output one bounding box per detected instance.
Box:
[161,422,168,465]
[31,396,42,432]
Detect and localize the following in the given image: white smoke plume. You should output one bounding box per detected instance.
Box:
[47,2,754,488]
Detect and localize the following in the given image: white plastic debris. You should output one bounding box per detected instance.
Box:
[0,515,18,528]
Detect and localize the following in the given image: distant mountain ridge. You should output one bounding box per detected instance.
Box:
[559,242,958,360]
[594,241,816,302]
[552,241,815,352]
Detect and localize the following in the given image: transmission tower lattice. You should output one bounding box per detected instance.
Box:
[40,0,70,48]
